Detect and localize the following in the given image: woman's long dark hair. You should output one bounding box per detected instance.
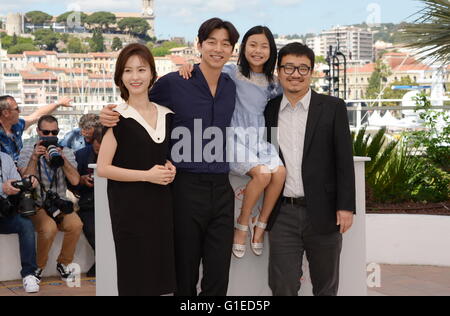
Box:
[237,26,277,83]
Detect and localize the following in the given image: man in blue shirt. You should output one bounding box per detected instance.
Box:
[0,152,40,293]
[100,18,240,296]
[59,114,100,152]
[0,95,73,162]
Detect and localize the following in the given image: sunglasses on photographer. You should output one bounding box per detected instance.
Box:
[39,129,60,136]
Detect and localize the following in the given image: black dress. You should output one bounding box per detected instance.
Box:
[107,104,176,296]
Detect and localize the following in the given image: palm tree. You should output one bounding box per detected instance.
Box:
[401,0,450,64]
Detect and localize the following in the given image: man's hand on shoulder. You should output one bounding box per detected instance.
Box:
[100,104,120,127]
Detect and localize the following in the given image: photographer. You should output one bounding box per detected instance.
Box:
[70,126,104,277]
[0,152,40,293]
[59,114,101,152]
[0,95,73,162]
[18,115,82,282]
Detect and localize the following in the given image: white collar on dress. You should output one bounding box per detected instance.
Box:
[114,102,174,144]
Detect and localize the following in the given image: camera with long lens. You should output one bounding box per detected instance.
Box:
[11,176,36,217]
[40,136,64,169]
[42,190,74,222]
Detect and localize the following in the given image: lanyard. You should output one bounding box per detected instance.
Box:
[42,159,54,184]
[37,158,58,193]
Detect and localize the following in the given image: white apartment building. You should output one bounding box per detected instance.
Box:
[306,26,374,62]
[1,49,187,105]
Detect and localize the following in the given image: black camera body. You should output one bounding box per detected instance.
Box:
[11,176,36,217]
[43,190,74,222]
[40,136,64,169]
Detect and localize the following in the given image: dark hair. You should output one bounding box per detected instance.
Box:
[238,26,277,83]
[92,126,104,144]
[38,115,58,130]
[114,43,157,102]
[0,95,14,114]
[197,18,240,48]
[277,42,315,71]
[79,113,100,129]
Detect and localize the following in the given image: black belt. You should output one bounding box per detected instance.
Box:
[281,196,306,207]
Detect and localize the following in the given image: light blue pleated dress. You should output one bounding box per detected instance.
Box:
[224,64,284,176]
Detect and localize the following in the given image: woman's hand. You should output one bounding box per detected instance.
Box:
[178,63,194,80]
[145,165,176,185]
[100,104,120,127]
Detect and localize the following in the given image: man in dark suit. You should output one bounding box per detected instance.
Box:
[264,43,356,296]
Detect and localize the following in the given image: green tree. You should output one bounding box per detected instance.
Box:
[85,12,116,31]
[315,55,326,65]
[405,93,450,171]
[57,11,88,25]
[33,29,60,51]
[67,37,85,53]
[11,34,18,46]
[118,17,150,37]
[60,33,70,44]
[401,0,450,64]
[383,76,416,104]
[151,41,184,57]
[89,29,105,52]
[25,11,53,25]
[365,60,392,99]
[7,43,38,54]
[0,34,34,50]
[111,37,123,51]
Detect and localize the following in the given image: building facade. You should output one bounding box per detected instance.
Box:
[307,26,374,63]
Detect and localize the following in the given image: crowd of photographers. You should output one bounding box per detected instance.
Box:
[0,95,102,294]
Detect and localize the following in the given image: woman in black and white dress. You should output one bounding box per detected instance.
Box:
[97,43,176,296]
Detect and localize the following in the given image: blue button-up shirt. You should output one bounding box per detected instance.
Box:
[0,118,26,162]
[59,128,88,152]
[150,64,236,174]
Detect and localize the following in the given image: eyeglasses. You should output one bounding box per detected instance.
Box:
[40,129,59,136]
[279,64,312,76]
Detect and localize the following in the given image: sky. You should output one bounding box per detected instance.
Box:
[0,0,425,41]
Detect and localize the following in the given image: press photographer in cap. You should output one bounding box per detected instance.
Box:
[17,115,82,283]
[0,151,40,293]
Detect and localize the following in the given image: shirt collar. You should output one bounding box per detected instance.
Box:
[114,102,174,144]
[280,88,312,112]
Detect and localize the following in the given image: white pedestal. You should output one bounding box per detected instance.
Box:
[93,157,369,296]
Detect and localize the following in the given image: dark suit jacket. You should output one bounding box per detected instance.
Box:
[264,90,356,234]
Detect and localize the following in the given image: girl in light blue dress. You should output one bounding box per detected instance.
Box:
[180,26,286,259]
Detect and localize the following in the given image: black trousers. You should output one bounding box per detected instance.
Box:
[172,172,235,296]
[269,204,342,296]
[78,208,95,251]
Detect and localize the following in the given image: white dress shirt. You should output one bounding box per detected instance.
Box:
[277,89,312,198]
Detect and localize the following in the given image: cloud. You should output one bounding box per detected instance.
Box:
[271,0,303,6]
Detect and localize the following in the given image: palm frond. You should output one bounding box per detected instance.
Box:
[400,0,450,64]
